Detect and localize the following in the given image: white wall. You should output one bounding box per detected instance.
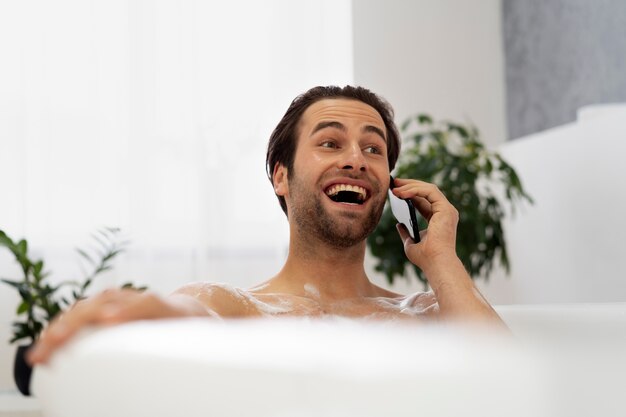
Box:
[487,106,626,303]
[353,1,626,306]
[0,0,353,391]
[352,0,510,298]
[352,0,507,149]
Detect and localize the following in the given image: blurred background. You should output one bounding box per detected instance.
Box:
[1,0,626,390]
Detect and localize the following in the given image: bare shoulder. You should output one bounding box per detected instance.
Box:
[172,282,261,317]
[370,284,439,317]
[403,290,439,316]
[371,283,404,299]
[172,281,238,297]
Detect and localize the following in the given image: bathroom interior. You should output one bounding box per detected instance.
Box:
[1,1,625,416]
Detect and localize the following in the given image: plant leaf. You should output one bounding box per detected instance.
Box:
[94,265,113,275]
[0,230,14,247]
[76,248,96,266]
[16,239,28,257]
[1,278,24,289]
[91,232,110,252]
[400,118,412,131]
[16,301,29,315]
[32,260,45,277]
[417,114,433,125]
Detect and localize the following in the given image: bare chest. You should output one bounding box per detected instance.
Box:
[246,293,437,320]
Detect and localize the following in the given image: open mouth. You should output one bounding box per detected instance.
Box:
[324,184,368,205]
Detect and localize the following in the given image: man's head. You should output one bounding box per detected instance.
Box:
[266,85,400,216]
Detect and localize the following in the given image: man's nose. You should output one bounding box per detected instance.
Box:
[339,144,367,172]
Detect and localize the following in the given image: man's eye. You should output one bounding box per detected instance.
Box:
[321,141,337,149]
[364,146,381,154]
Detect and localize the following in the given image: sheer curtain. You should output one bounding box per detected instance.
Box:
[0,0,354,293]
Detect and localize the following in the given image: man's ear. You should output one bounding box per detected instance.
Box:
[272,163,288,196]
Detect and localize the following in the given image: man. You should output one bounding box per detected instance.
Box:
[28,85,505,365]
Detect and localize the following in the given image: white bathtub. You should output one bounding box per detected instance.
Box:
[32,303,626,417]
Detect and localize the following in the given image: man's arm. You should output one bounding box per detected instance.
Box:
[27,285,224,365]
[392,178,506,327]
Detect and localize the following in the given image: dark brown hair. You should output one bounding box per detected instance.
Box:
[266,85,401,215]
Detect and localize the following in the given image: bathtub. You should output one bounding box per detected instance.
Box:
[32,303,626,417]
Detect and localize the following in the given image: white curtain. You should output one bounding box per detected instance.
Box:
[0,0,354,293]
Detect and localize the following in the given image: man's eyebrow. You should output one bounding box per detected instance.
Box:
[311,121,386,142]
[310,121,346,136]
[362,125,386,142]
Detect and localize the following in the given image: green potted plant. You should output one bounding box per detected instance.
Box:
[368,114,533,287]
[0,227,143,395]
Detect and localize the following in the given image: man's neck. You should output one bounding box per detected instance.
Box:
[272,233,377,302]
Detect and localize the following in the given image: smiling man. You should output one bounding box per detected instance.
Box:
[28,86,505,365]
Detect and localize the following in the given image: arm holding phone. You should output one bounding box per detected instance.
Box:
[390,177,506,326]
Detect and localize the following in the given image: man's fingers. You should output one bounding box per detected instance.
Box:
[28,307,95,364]
[392,180,458,222]
[27,289,177,365]
[392,179,449,204]
[411,196,433,220]
[396,223,415,250]
[394,183,445,203]
[27,290,138,365]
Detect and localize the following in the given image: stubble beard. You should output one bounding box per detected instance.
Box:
[288,172,386,249]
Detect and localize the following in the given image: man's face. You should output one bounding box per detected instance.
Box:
[277,98,391,248]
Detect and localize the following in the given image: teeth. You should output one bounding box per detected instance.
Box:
[325,184,367,200]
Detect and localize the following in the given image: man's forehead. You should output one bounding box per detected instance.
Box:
[298,99,386,135]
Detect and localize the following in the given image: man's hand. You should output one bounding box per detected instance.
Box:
[391,178,507,326]
[391,178,459,275]
[27,289,210,365]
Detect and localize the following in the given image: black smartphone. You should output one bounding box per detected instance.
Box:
[388,176,421,242]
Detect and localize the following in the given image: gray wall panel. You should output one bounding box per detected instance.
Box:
[503,0,626,139]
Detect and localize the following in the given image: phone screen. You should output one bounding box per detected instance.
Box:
[388,176,421,242]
